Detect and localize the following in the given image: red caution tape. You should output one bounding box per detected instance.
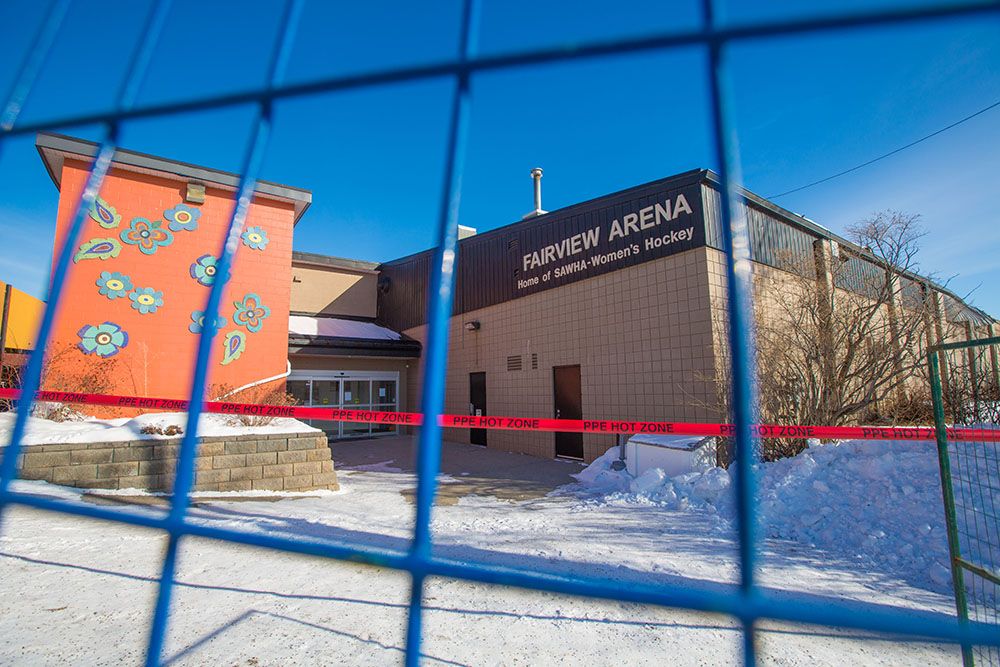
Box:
[0,387,996,442]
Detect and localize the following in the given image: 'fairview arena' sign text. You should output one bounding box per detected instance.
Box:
[514,185,704,293]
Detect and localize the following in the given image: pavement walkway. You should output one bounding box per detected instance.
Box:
[330,435,586,504]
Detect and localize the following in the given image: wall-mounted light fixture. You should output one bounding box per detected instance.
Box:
[464,320,480,331]
[185,181,206,204]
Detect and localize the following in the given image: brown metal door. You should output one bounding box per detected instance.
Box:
[553,365,583,459]
[469,372,487,446]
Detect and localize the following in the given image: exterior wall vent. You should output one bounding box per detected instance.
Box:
[506,355,522,371]
[531,353,538,370]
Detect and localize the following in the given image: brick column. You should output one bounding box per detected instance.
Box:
[928,289,951,399]
[885,273,904,377]
[813,239,837,418]
[989,322,1000,389]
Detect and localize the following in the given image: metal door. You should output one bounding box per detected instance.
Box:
[469,372,487,446]
[553,365,583,459]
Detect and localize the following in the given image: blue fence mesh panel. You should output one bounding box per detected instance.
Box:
[2,1,1000,665]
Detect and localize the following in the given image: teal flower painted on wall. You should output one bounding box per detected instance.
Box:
[232,293,270,333]
[77,322,128,358]
[164,203,201,232]
[221,330,246,365]
[73,238,122,263]
[121,217,174,255]
[88,197,121,229]
[189,310,227,334]
[96,271,133,300]
[129,287,164,314]
[190,254,228,286]
[241,226,269,251]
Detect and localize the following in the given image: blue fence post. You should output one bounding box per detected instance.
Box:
[702,0,762,663]
[0,0,175,527]
[404,1,480,664]
[142,2,305,664]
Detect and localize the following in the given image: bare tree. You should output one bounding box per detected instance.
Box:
[709,211,939,462]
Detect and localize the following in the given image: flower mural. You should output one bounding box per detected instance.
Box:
[88,197,121,229]
[188,310,227,334]
[73,238,121,263]
[232,293,270,333]
[77,322,129,358]
[189,254,228,286]
[241,226,269,251]
[128,287,164,314]
[221,330,246,365]
[163,203,201,232]
[120,217,174,255]
[96,271,132,300]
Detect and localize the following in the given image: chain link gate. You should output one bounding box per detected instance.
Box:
[931,335,1000,667]
[3,1,1000,665]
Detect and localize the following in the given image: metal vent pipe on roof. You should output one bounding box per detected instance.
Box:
[522,167,548,219]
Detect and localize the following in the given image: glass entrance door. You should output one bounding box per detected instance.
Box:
[286,373,399,439]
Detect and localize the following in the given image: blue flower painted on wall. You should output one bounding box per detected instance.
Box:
[121,217,174,255]
[232,293,270,333]
[129,287,164,314]
[188,310,227,334]
[73,238,122,263]
[96,271,133,300]
[221,330,246,365]
[77,322,129,358]
[189,254,228,286]
[163,203,201,232]
[241,226,269,251]
[88,197,121,229]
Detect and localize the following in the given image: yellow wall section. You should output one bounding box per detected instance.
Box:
[0,283,43,351]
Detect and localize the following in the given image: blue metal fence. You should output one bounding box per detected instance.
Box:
[2,1,1000,665]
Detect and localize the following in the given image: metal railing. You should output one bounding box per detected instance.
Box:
[931,336,1000,666]
[2,1,1000,665]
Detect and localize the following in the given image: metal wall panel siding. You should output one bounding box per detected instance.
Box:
[377,171,708,331]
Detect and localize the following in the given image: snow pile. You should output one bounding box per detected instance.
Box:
[572,447,732,515]
[574,439,966,590]
[0,411,320,446]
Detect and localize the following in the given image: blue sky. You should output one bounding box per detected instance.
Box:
[1,0,998,314]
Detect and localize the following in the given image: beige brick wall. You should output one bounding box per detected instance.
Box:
[404,247,721,463]
[290,263,377,318]
[4,431,337,492]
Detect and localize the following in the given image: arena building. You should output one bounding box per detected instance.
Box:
[37,134,997,462]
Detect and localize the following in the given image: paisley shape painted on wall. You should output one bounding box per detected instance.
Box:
[96,271,132,300]
[73,238,122,263]
[164,203,201,232]
[128,287,164,314]
[77,321,129,358]
[232,293,270,333]
[241,226,269,251]
[88,197,121,229]
[120,217,174,255]
[221,330,246,365]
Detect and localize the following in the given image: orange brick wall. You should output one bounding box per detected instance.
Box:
[45,158,293,409]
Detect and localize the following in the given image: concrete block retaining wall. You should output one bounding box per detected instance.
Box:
[3,431,338,492]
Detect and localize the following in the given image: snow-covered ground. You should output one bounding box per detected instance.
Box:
[0,438,972,665]
[0,411,320,446]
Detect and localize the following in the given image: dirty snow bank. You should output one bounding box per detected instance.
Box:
[0,411,320,446]
[573,439,959,590]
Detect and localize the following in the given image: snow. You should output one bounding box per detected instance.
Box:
[0,437,975,665]
[573,438,974,594]
[0,411,320,446]
[288,315,401,341]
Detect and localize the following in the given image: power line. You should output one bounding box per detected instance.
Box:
[769,99,1000,199]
